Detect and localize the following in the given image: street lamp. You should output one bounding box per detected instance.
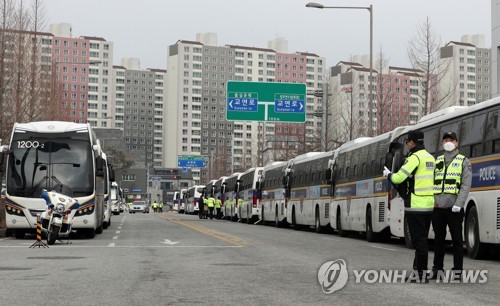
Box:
[309,85,331,151]
[306,2,374,137]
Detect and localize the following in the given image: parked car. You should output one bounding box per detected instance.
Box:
[129,201,149,214]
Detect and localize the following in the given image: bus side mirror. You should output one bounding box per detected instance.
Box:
[0,151,4,169]
[255,181,261,190]
[325,168,333,184]
[96,157,105,177]
[385,152,394,170]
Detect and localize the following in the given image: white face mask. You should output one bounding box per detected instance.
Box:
[443,142,456,152]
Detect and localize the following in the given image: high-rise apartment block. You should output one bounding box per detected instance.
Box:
[166,34,325,184]
[439,35,491,109]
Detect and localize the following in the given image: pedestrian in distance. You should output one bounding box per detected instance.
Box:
[159,202,163,213]
[431,131,472,281]
[215,196,222,219]
[383,129,435,283]
[152,201,158,213]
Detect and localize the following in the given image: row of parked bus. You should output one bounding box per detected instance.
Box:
[176,97,500,259]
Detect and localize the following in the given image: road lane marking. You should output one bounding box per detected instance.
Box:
[369,245,398,252]
[118,227,122,229]
[112,236,118,240]
[158,215,247,248]
[115,231,121,234]
[108,243,115,247]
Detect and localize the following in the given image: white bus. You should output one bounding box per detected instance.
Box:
[172,190,180,211]
[2,121,107,238]
[329,129,405,241]
[179,188,187,213]
[238,167,264,224]
[110,181,123,215]
[284,151,336,232]
[205,179,217,198]
[386,98,500,258]
[223,172,242,221]
[214,176,227,217]
[102,152,112,230]
[259,161,287,227]
[186,185,205,214]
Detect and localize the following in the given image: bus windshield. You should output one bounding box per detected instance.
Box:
[6,131,94,198]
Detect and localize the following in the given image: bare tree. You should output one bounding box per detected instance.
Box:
[375,46,400,135]
[407,17,453,116]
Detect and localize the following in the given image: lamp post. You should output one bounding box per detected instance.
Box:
[306,2,373,137]
[309,84,331,151]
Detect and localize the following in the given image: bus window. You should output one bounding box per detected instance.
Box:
[485,111,500,154]
[423,128,440,154]
[460,113,486,157]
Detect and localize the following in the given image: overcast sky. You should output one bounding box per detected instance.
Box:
[44,0,491,70]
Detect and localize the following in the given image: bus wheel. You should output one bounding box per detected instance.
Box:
[96,223,104,234]
[14,230,25,239]
[275,206,281,228]
[292,207,300,231]
[103,221,109,230]
[403,215,414,249]
[366,207,376,242]
[337,208,348,237]
[465,206,488,259]
[315,206,322,234]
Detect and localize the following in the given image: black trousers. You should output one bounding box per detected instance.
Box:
[199,204,205,218]
[208,207,214,219]
[432,208,464,271]
[216,207,222,219]
[407,212,432,274]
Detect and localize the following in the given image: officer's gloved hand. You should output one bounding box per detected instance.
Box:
[451,205,461,213]
[383,166,391,177]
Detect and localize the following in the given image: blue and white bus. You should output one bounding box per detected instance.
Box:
[259,161,287,227]
[223,172,242,221]
[186,185,205,214]
[1,121,107,238]
[214,176,227,217]
[386,98,500,258]
[284,151,336,232]
[238,167,264,224]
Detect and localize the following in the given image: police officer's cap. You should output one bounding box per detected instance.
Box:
[442,131,458,141]
[407,130,424,143]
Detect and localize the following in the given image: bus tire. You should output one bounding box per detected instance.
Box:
[47,226,59,245]
[275,205,281,228]
[403,214,414,249]
[14,230,25,239]
[337,207,348,237]
[292,207,300,231]
[103,221,109,230]
[96,223,104,234]
[366,206,376,242]
[86,228,96,239]
[315,206,322,234]
[465,206,488,259]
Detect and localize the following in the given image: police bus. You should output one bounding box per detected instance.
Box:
[238,167,264,224]
[101,152,113,230]
[179,188,187,213]
[223,172,242,221]
[110,181,123,215]
[329,129,405,241]
[284,151,336,232]
[386,98,500,259]
[205,180,217,198]
[259,161,287,227]
[186,185,205,214]
[1,121,107,238]
[214,176,227,217]
[172,190,181,211]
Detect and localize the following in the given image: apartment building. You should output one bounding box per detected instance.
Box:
[439,35,491,109]
[166,34,325,183]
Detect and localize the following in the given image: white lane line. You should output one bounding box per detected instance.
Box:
[112,236,119,240]
[108,243,115,247]
[0,245,242,248]
[115,231,121,234]
[118,227,122,229]
[369,245,398,252]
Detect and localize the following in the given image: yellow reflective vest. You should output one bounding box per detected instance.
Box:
[433,154,465,195]
[206,197,215,208]
[390,148,435,212]
[215,199,222,209]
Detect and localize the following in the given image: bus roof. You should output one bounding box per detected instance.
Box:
[14,121,90,133]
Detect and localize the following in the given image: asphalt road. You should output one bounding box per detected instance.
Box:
[0,211,499,305]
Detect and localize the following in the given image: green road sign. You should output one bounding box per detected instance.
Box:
[226,81,306,122]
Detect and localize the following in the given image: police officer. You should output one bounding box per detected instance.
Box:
[152,201,158,213]
[206,195,216,220]
[199,196,205,219]
[159,202,163,213]
[383,129,435,283]
[431,131,471,280]
[215,196,222,219]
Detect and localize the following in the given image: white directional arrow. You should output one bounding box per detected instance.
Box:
[299,102,304,111]
[161,239,179,245]
[229,100,233,109]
